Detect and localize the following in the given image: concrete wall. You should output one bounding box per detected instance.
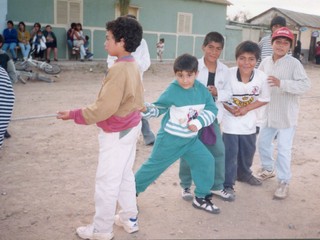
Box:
[4,0,229,61]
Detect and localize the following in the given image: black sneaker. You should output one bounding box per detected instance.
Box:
[4,130,11,138]
[181,188,193,201]
[192,195,220,214]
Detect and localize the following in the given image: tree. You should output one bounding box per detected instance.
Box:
[118,0,130,16]
[228,10,251,23]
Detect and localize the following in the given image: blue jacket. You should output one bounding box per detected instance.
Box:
[3,28,18,44]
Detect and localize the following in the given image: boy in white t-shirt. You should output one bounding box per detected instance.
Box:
[222,41,270,197]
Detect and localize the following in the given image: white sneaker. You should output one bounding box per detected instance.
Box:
[181,188,193,201]
[274,181,289,199]
[211,189,235,202]
[76,224,114,240]
[114,215,139,234]
[256,168,276,180]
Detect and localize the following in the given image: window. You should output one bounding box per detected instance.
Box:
[177,12,192,34]
[115,5,139,19]
[55,0,83,25]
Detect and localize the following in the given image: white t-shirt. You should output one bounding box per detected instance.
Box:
[222,67,270,135]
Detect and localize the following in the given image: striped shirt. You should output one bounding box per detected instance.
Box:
[256,35,273,68]
[152,80,217,138]
[259,55,310,129]
[0,67,15,147]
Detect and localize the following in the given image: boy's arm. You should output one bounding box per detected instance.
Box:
[151,86,172,115]
[217,73,232,102]
[235,74,270,116]
[279,62,311,95]
[79,67,141,124]
[189,92,217,130]
[142,83,174,119]
[234,100,268,117]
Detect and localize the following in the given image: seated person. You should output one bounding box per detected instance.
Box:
[67,22,76,50]
[84,35,93,60]
[31,29,46,60]
[73,23,86,61]
[2,20,18,62]
[0,34,17,84]
[17,21,31,61]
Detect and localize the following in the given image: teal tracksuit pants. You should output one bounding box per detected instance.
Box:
[179,120,225,191]
[135,130,214,198]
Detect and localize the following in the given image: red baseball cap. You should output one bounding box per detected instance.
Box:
[272,27,294,41]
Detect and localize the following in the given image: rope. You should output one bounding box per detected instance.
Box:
[11,114,58,121]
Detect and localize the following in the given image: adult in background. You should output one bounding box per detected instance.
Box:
[17,21,31,61]
[73,23,87,62]
[107,14,155,146]
[2,20,18,62]
[0,34,17,84]
[0,67,15,148]
[293,40,301,62]
[67,22,76,50]
[315,41,320,65]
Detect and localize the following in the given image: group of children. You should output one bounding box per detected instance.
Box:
[1,20,59,62]
[1,20,95,63]
[57,15,310,240]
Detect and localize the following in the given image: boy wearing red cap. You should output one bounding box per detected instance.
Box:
[256,27,311,199]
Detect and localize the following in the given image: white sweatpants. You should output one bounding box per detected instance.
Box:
[93,122,141,233]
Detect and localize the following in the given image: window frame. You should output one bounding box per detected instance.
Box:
[177,12,193,34]
[114,4,140,19]
[54,0,83,26]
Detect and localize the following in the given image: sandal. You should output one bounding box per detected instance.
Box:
[192,195,220,214]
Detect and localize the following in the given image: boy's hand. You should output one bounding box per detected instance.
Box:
[188,124,198,132]
[268,76,280,87]
[140,106,147,112]
[207,85,217,96]
[141,103,159,119]
[234,106,248,117]
[57,111,71,120]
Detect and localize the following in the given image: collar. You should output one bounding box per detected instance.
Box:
[116,55,135,63]
[198,56,222,72]
[237,68,254,82]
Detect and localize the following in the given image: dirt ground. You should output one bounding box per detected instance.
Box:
[1,61,320,240]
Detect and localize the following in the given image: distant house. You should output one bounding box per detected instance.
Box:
[2,0,232,61]
[247,7,320,62]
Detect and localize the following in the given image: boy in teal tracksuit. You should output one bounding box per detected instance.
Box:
[135,53,220,214]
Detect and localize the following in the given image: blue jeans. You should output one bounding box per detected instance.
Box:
[258,126,296,183]
[18,43,31,59]
[67,39,73,49]
[141,118,155,145]
[223,133,256,188]
[2,42,17,59]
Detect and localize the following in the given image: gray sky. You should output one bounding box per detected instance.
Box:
[227,0,320,18]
